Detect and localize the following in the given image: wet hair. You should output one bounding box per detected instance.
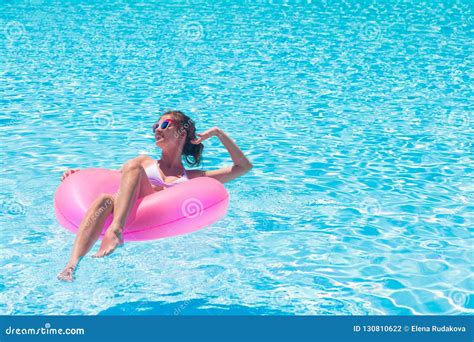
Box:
[162,110,203,167]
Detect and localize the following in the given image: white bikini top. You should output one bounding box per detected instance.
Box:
[144,160,189,188]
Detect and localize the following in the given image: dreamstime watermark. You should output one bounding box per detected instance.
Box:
[91,287,114,308]
[181,22,204,41]
[154,116,205,151]
[165,47,195,68]
[448,290,469,308]
[4,21,26,42]
[44,38,67,59]
[84,193,117,227]
[270,112,294,132]
[421,152,441,166]
[349,196,382,228]
[445,110,471,131]
[0,197,27,216]
[173,118,195,140]
[298,121,318,136]
[340,126,363,144]
[181,198,204,219]
[93,110,114,129]
[271,288,292,307]
[359,21,381,41]
[309,55,324,68]
[174,298,192,315]
[422,256,447,274]
[4,322,85,336]
[173,270,237,315]
[360,197,382,216]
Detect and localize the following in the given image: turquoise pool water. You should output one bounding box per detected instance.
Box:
[0,0,472,315]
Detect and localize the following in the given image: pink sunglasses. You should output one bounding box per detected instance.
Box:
[152,119,173,132]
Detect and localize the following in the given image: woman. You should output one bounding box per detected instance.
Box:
[58,110,252,282]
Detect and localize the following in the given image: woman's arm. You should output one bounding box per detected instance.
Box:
[190,127,253,183]
[118,155,155,172]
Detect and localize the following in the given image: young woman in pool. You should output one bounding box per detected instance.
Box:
[58,110,253,282]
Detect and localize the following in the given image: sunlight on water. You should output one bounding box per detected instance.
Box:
[0,0,472,315]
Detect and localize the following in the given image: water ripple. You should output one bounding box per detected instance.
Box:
[0,0,472,315]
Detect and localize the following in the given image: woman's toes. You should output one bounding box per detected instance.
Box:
[58,270,74,282]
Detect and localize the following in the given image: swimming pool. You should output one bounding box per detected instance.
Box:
[0,0,472,315]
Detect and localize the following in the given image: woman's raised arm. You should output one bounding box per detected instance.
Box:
[190,127,252,183]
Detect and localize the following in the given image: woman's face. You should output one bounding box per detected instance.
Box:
[153,115,182,148]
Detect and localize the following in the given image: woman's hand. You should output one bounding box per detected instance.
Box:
[191,127,222,144]
[60,169,80,182]
[190,127,252,183]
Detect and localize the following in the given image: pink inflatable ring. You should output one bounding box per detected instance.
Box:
[54,168,229,241]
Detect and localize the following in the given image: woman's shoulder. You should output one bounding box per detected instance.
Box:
[186,169,205,179]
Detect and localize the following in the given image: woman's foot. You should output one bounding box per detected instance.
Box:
[93,226,124,258]
[57,265,76,282]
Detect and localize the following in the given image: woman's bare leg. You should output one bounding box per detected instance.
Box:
[93,161,154,257]
[57,193,115,282]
